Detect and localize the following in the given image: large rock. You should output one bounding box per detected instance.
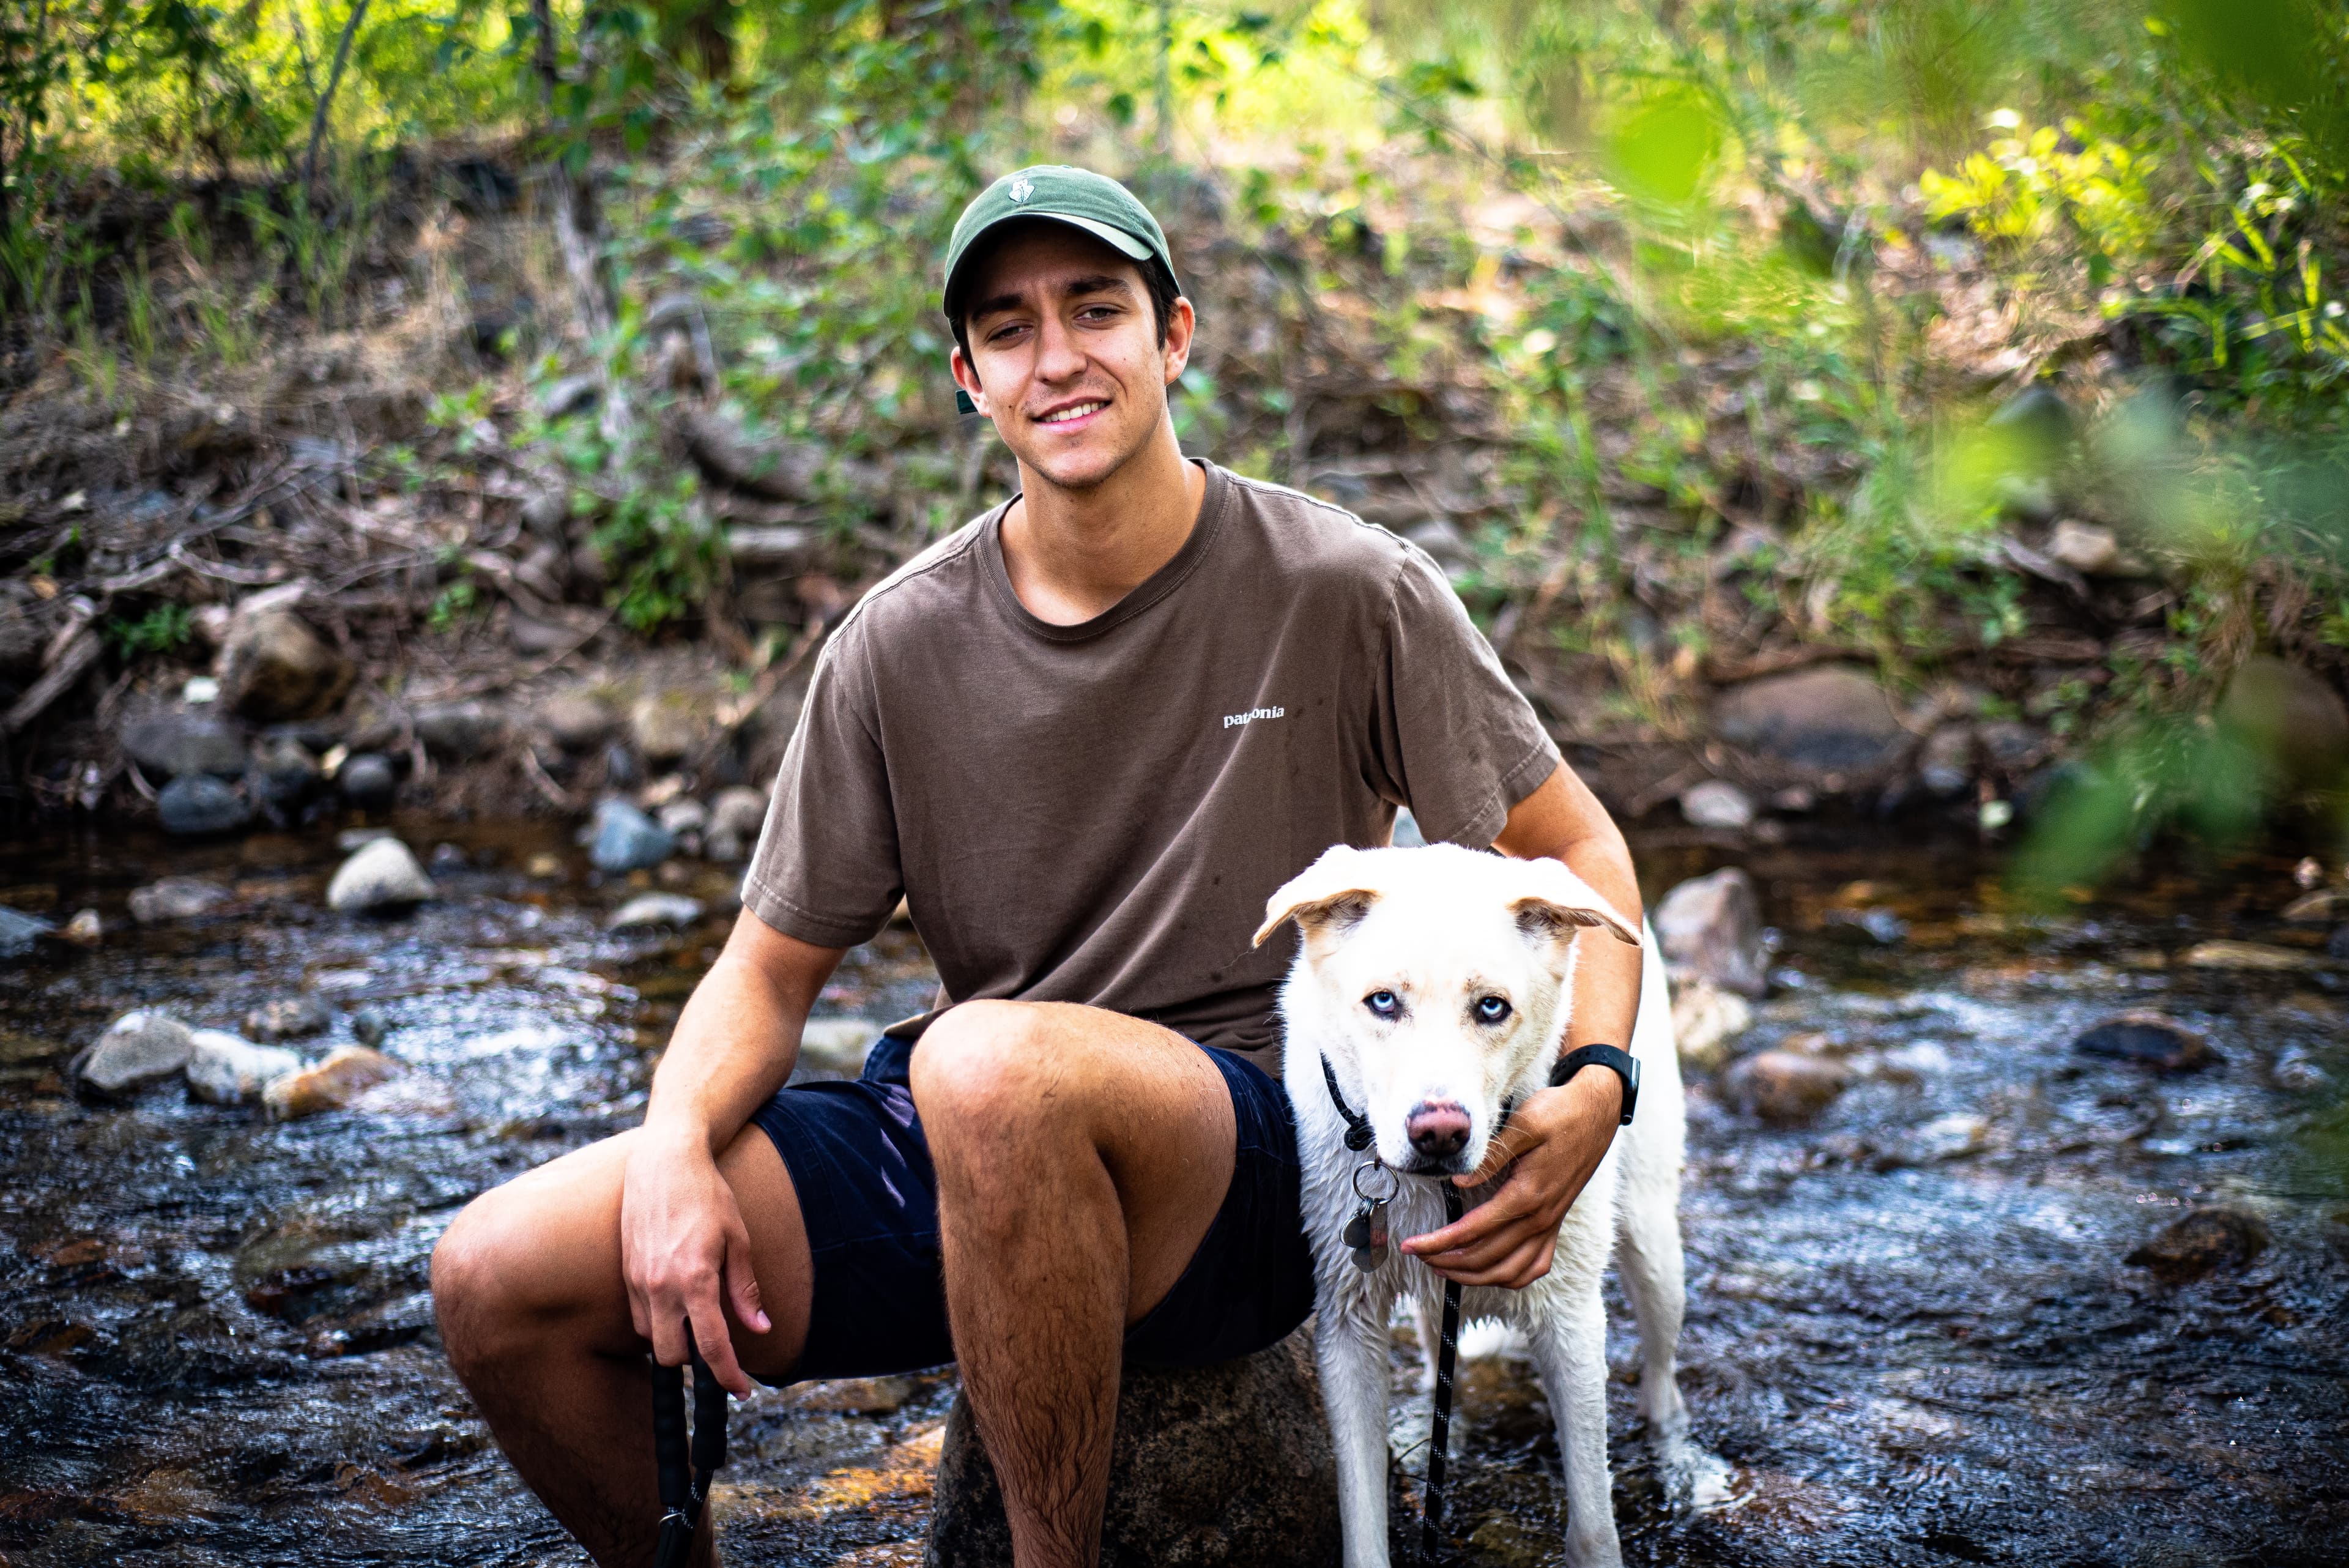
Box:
[1,905,54,960]
[186,1031,303,1104]
[80,1011,196,1094]
[2073,1011,2216,1074]
[1652,868,1770,997]
[1724,1049,1849,1123]
[2126,1206,2268,1284]
[327,838,436,913]
[926,1331,1338,1568]
[414,699,504,761]
[158,774,251,836]
[128,876,233,923]
[591,798,675,872]
[263,1045,404,1119]
[119,708,249,778]
[1714,666,1907,773]
[2218,655,2349,789]
[709,785,768,841]
[218,609,352,722]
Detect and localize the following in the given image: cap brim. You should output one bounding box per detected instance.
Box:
[944,213,1159,319]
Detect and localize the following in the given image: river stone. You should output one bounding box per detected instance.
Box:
[1669,978,1751,1071]
[2219,655,2349,788]
[1653,868,1770,997]
[81,1011,196,1094]
[799,1018,880,1076]
[339,752,398,811]
[591,798,674,872]
[1679,779,1754,830]
[540,691,617,750]
[119,708,249,778]
[62,908,102,946]
[158,773,251,836]
[264,1045,403,1120]
[0,905,54,960]
[710,786,768,841]
[630,694,702,766]
[2073,1011,2217,1074]
[351,1006,392,1047]
[248,734,322,822]
[1715,666,1907,773]
[925,1330,1338,1568]
[608,893,703,931]
[1823,906,1908,945]
[218,609,352,722]
[244,995,333,1041]
[327,838,436,913]
[186,1031,304,1105]
[1724,1049,1849,1123]
[658,798,709,836]
[2126,1206,2268,1284]
[415,699,504,760]
[129,876,233,923]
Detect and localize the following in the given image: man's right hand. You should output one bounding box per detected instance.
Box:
[620,1124,771,1395]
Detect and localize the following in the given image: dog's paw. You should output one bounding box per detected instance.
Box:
[1654,1433,1734,1513]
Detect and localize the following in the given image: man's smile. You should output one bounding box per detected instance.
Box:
[1036,398,1109,427]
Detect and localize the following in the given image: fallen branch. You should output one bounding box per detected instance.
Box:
[3,626,101,735]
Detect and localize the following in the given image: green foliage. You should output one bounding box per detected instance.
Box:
[590,468,719,634]
[102,603,196,658]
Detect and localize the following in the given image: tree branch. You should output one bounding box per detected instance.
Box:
[301,0,369,199]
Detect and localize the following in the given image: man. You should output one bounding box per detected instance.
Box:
[431,166,1644,1568]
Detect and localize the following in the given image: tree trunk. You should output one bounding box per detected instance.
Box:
[302,0,369,199]
[532,0,634,458]
[659,0,732,81]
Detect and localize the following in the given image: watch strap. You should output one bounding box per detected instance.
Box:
[1551,1043,1638,1125]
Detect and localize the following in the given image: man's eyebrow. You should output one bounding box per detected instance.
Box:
[967,273,1138,324]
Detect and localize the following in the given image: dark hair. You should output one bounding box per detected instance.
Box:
[950,228,1184,377]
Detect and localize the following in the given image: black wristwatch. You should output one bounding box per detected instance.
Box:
[1550,1044,1639,1126]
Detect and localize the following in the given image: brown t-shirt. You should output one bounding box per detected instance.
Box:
[741,461,1560,1069]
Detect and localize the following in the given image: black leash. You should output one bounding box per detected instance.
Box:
[1422,1180,1464,1562]
[651,1331,729,1568]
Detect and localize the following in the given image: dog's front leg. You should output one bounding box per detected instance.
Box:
[1528,1284,1624,1568]
[1316,1287,1395,1568]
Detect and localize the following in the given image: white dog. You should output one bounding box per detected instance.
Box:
[1256,842,1720,1567]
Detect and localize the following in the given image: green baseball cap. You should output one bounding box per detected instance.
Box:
[941,165,1182,330]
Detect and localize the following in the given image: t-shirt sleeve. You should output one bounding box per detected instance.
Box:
[740,628,904,948]
[1368,541,1562,847]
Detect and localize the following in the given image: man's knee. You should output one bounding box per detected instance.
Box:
[911,1000,1102,1153]
[432,1173,609,1375]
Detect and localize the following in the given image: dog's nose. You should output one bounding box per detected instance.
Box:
[1405,1100,1471,1161]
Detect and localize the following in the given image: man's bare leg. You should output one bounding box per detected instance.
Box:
[430,1124,812,1568]
[910,1001,1236,1568]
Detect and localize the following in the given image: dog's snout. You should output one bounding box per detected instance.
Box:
[1405,1100,1471,1161]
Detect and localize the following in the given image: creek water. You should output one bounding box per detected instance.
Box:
[1,817,2343,1566]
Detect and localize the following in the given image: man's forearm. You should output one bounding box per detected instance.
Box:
[1493,764,1645,1057]
[643,915,844,1156]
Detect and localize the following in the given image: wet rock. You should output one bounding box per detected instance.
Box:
[128,876,232,923]
[158,773,251,836]
[1679,779,1754,830]
[338,752,399,811]
[2073,1011,2217,1074]
[1653,867,1770,997]
[2126,1206,2268,1284]
[247,735,322,822]
[119,708,248,778]
[629,694,702,766]
[591,798,674,872]
[218,609,352,722]
[799,1018,880,1075]
[2219,655,2349,788]
[792,1375,919,1415]
[429,842,469,872]
[2273,1047,2328,1092]
[80,1012,196,1094]
[608,893,703,931]
[927,1329,1337,1568]
[2181,940,2314,972]
[1879,1112,1989,1168]
[327,838,436,913]
[1874,1041,1953,1083]
[1669,978,1751,1071]
[540,691,615,750]
[1724,1049,1849,1123]
[0,905,54,960]
[243,996,333,1042]
[263,1045,403,1120]
[414,700,503,761]
[62,908,102,946]
[187,1031,303,1105]
[1714,666,1907,773]
[2047,519,2118,574]
[351,1006,390,1047]
[1824,906,1908,945]
[1918,725,1973,797]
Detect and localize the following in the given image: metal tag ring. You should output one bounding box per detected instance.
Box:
[1352,1161,1400,1203]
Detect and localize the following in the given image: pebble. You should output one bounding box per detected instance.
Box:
[799,1018,881,1075]
[62,908,102,946]
[327,838,437,913]
[263,1045,403,1120]
[338,752,399,811]
[0,905,53,960]
[1873,1040,1952,1083]
[1669,978,1751,1070]
[609,893,704,931]
[243,996,333,1041]
[128,875,233,923]
[429,842,469,871]
[351,1006,391,1047]
[157,773,251,836]
[525,852,564,879]
[1679,779,1755,830]
[1904,1112,1989,1164]
[186,1030,304,1104]
[1723,1049,1849,1123]
[590,798,675,872]
[80,1011,197,1093]
[2073,1011,2217,1073]
[1917,724,1974,797]
[2125,1206,2268,1284]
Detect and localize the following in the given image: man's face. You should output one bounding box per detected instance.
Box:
[950,223,1194,494]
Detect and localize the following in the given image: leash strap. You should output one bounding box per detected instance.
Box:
[1319,1055,1376,1151]
[651,1332,729,1568]
[1421,1181,1466,1563]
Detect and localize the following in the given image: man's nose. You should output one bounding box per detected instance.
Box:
[1034,314,1086,382]
[1406,1100,1471,1161]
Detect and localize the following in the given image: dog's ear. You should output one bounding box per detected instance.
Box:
[1253,845,1382,948]
[1506,858,1642,948]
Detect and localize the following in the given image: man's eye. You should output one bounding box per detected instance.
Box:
[1473,995,1512,1025]
[1364,990,1400,1019]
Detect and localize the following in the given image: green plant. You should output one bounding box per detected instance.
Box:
[102,603,196,657]
[590,468,719,635]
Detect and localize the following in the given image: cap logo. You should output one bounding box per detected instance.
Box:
[1008,176,1034,203]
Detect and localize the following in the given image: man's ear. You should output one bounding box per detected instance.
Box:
[949,343,987,416]
[1253,844,1381,948]
[1505,857,1641,948]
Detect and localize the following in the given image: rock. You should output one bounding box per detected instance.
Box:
[608,893,703,931]
[709,786,768,841]
[1653,868,1770,997]
[2282,889,2342,923]
[2126,1206,2268,1284]
[1823,907,1908,945]
[351,1006,391,1047]
[1679,779,1754,830]
[591,798,675,872]
[1714,666,1907,773]
[263,1045,403,1120]
[1874,1041,1952,1083]
[792,1375,919,1415]
[186,1031,303,1104]
[521,488,570,540]
[2219,655,2349,788]
[218,609,352,723]
[1903,1112,1989,1163]
[799,1018,881,1075]
[2073,1011,2217,1074]
[926,1329,1337,1568]
[2180,940,2314,972]
[158,774,251,836]
[247,735,322,822]
[540,691,616,750]
[658,798,708,836]
[2273,1047,2328,1091]
[603,740,639,787]
[525,852,564,879]
[414,700,503,760]
[0,905,54,959]
[1668,978,1750,1071]
[243,996,333,1041]
[327,838,436,913]
[629,694,702,766]
[539,373,601,420]
[338,752,398,811]
[80,1012,196,1093]
[1918,725,1973,797]
[119,708,248,778]
[129,876,233,923]
[62,908,102,946]
[429,842,469,872]
[2046,519,2118,575]
[1723,1050,1849,1123]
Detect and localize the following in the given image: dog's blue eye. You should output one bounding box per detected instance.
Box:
[1474,995,1512,1024]
[1365,990,1400,1019]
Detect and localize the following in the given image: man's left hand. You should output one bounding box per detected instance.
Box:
[1398,1066,1622,1288]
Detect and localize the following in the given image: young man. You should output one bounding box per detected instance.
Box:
[431,166,1645,1568]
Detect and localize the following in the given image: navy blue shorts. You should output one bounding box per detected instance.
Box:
[749,1020,1315,1383]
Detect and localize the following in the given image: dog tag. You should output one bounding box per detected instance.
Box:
[1345,1197,1389,1271]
